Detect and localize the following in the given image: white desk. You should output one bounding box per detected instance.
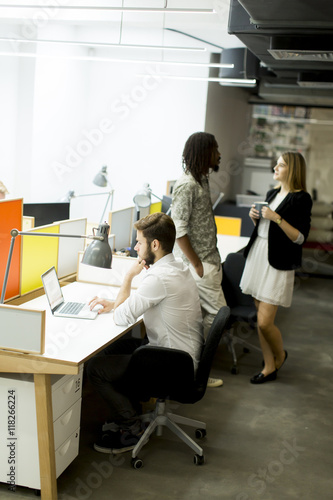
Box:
[0,281,141,499]
[217,234,249,262]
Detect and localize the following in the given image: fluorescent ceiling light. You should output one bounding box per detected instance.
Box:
[0,50,233,68]
[0,4,216,14]
[0,36,205,52]
[218,79,257,87]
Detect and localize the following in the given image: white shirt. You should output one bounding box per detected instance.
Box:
[114,253,204,370]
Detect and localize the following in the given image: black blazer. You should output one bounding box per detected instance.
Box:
[244,188,312,270]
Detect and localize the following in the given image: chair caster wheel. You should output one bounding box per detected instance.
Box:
[231,365,239,374]
[243,347,250,353]
[195,428,206,439]
[194,454,205,465]
[131,457,144,469]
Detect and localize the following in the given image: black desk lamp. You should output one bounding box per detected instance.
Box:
[0,222,112,304]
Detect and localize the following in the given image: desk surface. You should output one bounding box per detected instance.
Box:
[217,234,249,262]
[17,281,140,368]
[0,281,140,500]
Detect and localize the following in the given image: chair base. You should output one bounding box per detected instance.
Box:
[223,330,261,374]
[133,400,206,463]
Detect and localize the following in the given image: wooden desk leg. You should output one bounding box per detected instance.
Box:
[34,374,57,500]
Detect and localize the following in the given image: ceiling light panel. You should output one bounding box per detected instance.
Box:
[0,2,216,14]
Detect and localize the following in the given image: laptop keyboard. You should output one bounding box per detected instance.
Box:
[60,302,85,315]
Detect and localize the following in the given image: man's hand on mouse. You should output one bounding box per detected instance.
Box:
[89,297,115,314]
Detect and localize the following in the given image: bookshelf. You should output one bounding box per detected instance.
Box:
[248,104,311,159]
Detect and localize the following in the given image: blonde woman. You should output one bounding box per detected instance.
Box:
[240,152,312,384]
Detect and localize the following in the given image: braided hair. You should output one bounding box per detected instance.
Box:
[182,132,217,186]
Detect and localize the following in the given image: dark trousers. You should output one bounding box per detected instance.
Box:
[86,336,148,431]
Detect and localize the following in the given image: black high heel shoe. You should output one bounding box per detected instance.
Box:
[250,370,277,384]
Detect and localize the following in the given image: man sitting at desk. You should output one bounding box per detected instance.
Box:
[87,212,204,454]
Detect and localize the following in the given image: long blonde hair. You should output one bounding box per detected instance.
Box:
[276,152,307,192]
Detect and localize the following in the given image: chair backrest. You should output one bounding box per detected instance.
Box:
[125,306,230,405]
[222,252,253,308]
[194,306,230,399]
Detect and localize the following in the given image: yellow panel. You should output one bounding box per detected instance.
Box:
[215,216,242,236]
[149,202,162,214]
[21,225,60,294]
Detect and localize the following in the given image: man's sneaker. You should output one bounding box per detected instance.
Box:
[102,421,120,432]
[110,429,144,454]
[94,430,118,454]
[207,377,223,388]
[94,429,143,454]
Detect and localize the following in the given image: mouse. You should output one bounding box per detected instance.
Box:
[91,304,104,312]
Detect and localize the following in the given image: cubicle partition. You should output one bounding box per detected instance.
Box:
[0,198,87,301]
[20,218,87,295]
[0,198,22,301]
[108,206,135,252]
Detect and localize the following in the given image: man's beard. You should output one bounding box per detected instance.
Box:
[143,247,155,267]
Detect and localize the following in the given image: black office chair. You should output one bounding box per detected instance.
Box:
[221,252,261,374]
[125,306,230,469]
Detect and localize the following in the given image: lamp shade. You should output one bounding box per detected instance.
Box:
[81,223,112,269]
[93,166,108,188]
[133,183,151,208]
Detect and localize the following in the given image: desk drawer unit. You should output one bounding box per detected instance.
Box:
[0,366,83,491]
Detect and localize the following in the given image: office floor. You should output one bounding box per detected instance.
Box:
[1,275,332,500]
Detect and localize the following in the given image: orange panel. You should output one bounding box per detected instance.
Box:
[0,199,23,301]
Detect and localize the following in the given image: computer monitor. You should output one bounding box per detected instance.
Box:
[23,203,70,227]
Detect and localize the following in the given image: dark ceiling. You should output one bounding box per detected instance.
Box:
[228,0,333,107]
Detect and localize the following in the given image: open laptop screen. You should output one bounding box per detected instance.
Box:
[42,267,64,312]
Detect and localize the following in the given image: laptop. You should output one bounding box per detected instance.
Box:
[41,266,98,320]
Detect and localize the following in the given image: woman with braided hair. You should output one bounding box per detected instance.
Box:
[171,132,226,388]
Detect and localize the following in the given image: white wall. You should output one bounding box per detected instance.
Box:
[0,25,209,223]
[0,55,19,194]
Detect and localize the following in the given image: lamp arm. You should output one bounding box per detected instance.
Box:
[212,192,224,211]
[72,192,111,198]
[0,229,104,304]
[0,233,17,304]
[151,192,163,202]
[99,190,114,225]
[11,230,103,241]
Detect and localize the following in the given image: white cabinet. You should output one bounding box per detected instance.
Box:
[0,366,83,491]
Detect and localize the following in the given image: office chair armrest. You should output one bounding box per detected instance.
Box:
[125,345,195,401]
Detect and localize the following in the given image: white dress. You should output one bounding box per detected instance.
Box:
[240,193,295,307]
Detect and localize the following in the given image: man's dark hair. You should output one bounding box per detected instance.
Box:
[134,212,176,254]
[182,132,217,185]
